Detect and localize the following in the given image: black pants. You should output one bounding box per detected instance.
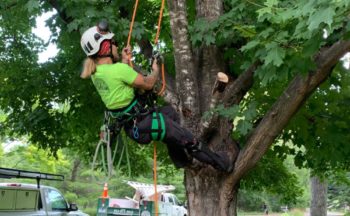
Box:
[124,106,230,171]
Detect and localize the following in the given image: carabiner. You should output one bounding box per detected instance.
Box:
[133,118,139,139]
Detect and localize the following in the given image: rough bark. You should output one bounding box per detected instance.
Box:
[167,0,201,134]
[310,176,328,216]
[195,0,226,114]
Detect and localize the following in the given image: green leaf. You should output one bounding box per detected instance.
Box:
[344,22,350,39]
[308,7,336,31]
[241,40,260,52]
[257,7,272,21]
[67,21,79,32]
[26,0,40,13]
[244,102,258,121]
[278,8,295,22]
[259,66,277,86]
[302,33,322,57]
[259,27,274,39]
[205,34,216,46]
[236,119,252,136]
[265,0,278,7]
[85,8,98,18]
[264,42,285,66]
[234,25,256,38]
[300,0,316,16]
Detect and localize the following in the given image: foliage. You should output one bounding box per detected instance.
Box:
[328,171,350,210]
[283,65,350,173]
[238,150,307,211]
[0,142,70,173]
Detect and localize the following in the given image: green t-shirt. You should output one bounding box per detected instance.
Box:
[92,63,138,109]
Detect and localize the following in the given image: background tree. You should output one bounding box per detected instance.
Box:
[1,1,350,216]
[311,176,327,216]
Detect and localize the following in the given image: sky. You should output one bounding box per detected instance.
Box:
[32,11,58,63]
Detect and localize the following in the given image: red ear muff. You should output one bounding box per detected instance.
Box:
[97,40,112,56]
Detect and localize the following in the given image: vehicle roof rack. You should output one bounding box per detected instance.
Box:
[0,167,64,188]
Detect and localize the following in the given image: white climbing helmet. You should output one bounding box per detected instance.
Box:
[80,26,114,56]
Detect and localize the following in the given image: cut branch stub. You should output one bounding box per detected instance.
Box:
[212,72,229,94]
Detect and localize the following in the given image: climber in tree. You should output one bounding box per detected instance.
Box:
[80,21,232,172]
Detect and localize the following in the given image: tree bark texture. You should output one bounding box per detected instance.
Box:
[166,0,350,215]
[167,0,201,134]
[310,176,328,216]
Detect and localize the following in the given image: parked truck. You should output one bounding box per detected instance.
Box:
[0,167,88,216]
[97,181,187,216]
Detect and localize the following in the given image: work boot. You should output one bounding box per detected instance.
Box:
[186,141,233,173]
[212,151,233,173]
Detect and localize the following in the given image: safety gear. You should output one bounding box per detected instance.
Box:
[80,26,114,56]
[98,40,112,56]
[187,142,233,173]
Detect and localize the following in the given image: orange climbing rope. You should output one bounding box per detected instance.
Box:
[154,0,165,45]
[127,1,166,215]
[154,0,166,96]
[126,0,139,67]
[153,142,158,216]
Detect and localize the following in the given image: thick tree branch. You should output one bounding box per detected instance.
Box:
[232,40,350,183]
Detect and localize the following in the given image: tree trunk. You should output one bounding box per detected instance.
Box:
[310,176,328,216]
[71,159,81,182]
[165,0,350,215]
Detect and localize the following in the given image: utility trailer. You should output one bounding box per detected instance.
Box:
[96,181,187,216]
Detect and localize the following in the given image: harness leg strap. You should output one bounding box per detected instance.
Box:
[151,111,166,141]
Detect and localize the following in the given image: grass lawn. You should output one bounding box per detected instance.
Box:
[237,209,305,216]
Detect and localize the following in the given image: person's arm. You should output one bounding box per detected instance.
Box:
[132,59,160,90]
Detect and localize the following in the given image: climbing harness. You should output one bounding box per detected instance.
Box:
[151,111,166,141]
[92,92,166,174]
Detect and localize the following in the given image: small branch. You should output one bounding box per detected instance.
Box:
[210,72,229,108]
[199,62,259,138]
[222,61,260,106]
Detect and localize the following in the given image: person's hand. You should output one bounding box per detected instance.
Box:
[152,57,159,73]
[123,45,132,55]
[122,45,132,64]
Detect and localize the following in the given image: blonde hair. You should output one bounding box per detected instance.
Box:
[81,57,96,79]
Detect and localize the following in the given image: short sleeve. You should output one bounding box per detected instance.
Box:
[116,63,138,85]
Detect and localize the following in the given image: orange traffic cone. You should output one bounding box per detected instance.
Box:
[101,183,109,198]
